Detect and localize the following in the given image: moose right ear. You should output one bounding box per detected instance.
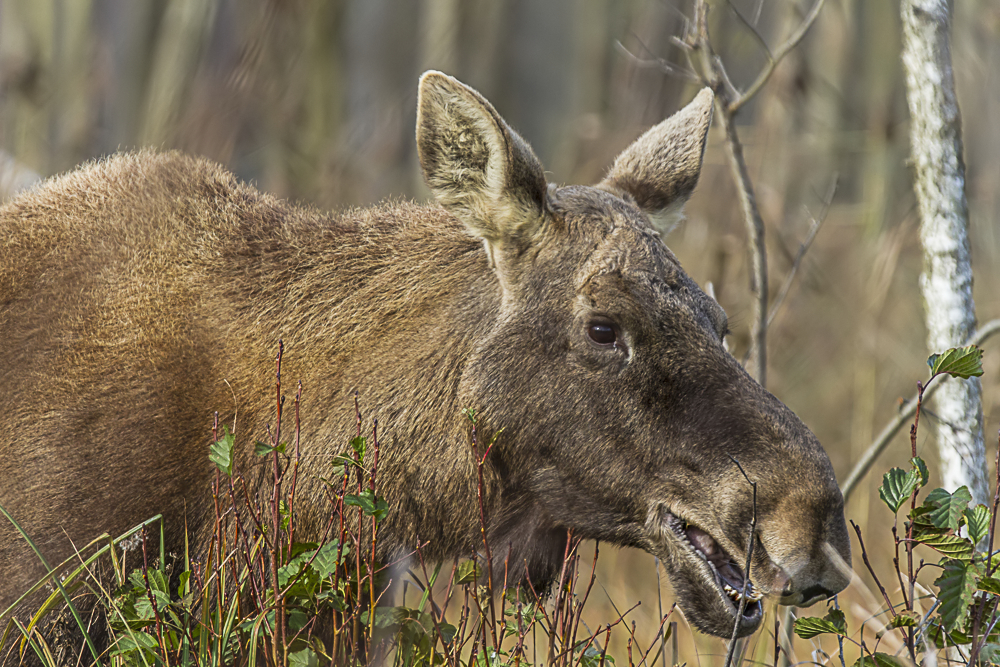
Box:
[417,71,547,251]
[599,88,714,234]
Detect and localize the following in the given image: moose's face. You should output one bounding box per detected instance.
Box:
[417,71,851,638]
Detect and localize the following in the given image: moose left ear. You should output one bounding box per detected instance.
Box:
[417,71,547,250]
[599,88,714,233]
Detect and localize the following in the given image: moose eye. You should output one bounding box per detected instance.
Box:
[587,322,618,347]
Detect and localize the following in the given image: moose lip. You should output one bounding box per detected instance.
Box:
[663,512,763,626]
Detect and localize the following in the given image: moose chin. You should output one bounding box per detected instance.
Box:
[0,71,851,643]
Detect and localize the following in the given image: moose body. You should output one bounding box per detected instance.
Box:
[0,72,850,641]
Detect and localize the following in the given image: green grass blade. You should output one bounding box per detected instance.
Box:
[0,501,102,664]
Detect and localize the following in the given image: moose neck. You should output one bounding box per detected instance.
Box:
[212,199,513,563]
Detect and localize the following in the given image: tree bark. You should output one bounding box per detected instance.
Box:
[901,0,988,506]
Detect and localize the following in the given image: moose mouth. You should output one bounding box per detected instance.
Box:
[657,511,764,638]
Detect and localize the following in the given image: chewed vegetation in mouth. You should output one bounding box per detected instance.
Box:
[665,512,763,613]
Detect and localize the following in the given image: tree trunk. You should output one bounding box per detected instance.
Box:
[901,0,988,506]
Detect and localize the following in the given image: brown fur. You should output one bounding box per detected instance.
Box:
[0,72,850,643]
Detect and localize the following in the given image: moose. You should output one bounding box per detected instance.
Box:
[0,71,850,642]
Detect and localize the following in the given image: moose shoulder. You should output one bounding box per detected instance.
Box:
[0,72,850,639]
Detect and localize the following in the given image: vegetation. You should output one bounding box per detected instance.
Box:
[3,344,999,666]
[1,343,676,667]
[794,345,1000,665]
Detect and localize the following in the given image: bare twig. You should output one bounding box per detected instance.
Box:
[286,381,302,554]
[969,435,1000,664]
[270,340,285,666]
[773,614,780,667]
[727,0,833,114]
[614,40,701,82]
[850,521,897,618]
[140,528,169,667]
[467,410,500,657]
[842,318,1000,500]
[719,106,768,385]
[725,0,773,60]
[767,177,838,328]
[689,1,768,386]
[725,455,757,667]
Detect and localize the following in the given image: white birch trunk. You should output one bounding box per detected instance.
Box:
[901,0,988,507]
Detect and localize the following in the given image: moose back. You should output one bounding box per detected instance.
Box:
[0,72,850,639]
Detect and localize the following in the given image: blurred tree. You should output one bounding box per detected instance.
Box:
[902,0,988,506]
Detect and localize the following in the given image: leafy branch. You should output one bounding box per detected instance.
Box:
[796,345,1000,665]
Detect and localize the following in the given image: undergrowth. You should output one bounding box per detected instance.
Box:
[2,343,999,666]
[0,343,673,667]
[793,344,1000,666]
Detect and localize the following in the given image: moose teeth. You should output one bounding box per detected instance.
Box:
[664,512,763,607]
[723,582,763,603]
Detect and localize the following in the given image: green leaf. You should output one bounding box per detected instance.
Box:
[280,499,290,531]
[178,570,191,595]
[454,560,481,585]
[372,606,409,629]
[793,610,847,639]
[934,559,982,632]
[350,436,366,461]
[331,454,358,470]
[911,457,929,487]
[110,632,159,656]
[128,569,146,591]
[277,546,322,597]
[133,589,172,620]
[909,521,974,559]
[926,621,1000,648]
[437,621,458,645]
[964,505,990,544]
[287,608,309,631]
[317,589,347,612]
[925,487,973,531]
[146,568,168,595]
[312,540,346,579]
[209,425,235,476]
[878,612,917,639]
[850,654,908,667]
[254,440,286,456]
[277,558,306,590]
[824,608,848,634]
[288,647,319,667]
[978,576,1000,596]
[979,643,1000,664]
[576,643,614,667]
[926,622,972,648]
[928,345,984,379]
[879,468,920,513]
[343,490,388,521]
[372,497,389,521]
[887,612,918,629]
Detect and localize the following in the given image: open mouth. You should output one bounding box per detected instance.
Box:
[658,511,764,637]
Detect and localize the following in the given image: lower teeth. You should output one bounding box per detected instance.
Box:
[723,582,762,603]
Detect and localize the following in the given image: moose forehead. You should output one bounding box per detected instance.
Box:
[545,184,727,336]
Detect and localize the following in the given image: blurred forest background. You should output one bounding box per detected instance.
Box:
[3,0,1000,663]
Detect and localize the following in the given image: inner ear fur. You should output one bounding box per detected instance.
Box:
[417,71,547,249]
[599,88,714,233]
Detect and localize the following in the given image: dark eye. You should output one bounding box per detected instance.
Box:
[587,322,617,347]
